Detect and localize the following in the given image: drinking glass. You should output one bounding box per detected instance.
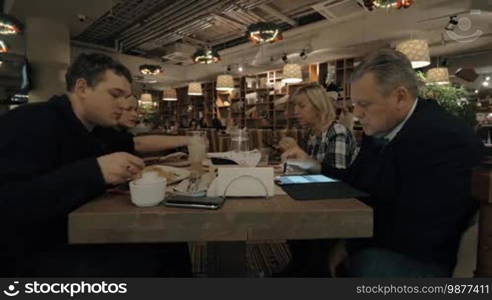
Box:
[187,131,208,176]
[229,128,250,152]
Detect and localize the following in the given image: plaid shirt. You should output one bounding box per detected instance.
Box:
[305,122,358,169]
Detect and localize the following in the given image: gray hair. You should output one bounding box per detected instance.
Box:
[351,48,419,98]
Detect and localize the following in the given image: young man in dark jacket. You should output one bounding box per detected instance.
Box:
[0,53,190,277]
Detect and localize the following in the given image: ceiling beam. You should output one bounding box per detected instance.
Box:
[213,12,248,29]
[182,35,209,47]
[257,3,297,26]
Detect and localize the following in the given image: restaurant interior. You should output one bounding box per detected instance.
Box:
[0,0,491,278]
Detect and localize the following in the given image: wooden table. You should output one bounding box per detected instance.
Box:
[69,193,373,276]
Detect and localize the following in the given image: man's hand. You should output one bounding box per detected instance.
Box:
[97,152,145,185]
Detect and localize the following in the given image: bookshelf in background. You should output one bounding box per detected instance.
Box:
[228,76,245,128]
[202,82,215,127]
[175,86,191,128]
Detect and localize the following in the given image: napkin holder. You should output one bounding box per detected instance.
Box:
[206,167,274,198]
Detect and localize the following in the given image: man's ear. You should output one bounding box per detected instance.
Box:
[394,86,410,107]
[73,78,89,99]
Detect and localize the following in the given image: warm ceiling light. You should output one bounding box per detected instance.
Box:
[365,0,414,10]
[0,14,23,35]
[216,75,234,91]
[282,64,303,84]
[192,48,220,64]
[484,81,490,87]
[140,93,152,103]
[396,39,430,69]
[426,67,450,85]
[188,82,203,95]
[0,40,7,53]
[247,22,282,44]
[139,64,162,75]
[162,88,177,101]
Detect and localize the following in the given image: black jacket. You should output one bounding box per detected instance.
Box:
[343,99,483,269]
[92,126,135,155]
[0,95,114,274]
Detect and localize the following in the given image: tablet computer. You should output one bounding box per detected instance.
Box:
[275,174,338,185]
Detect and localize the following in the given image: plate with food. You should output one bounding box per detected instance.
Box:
[144,152,190,167]
[143,165,190,184]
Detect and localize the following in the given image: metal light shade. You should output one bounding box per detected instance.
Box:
[162,88,177,101]
[216,75,234,91]
[140,93,152,103]
[282,64,303,84]
[188,82,203,95]
[426,67,450,85]
[396,39,431,69]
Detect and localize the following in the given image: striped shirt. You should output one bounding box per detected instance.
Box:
[305,122,358,169]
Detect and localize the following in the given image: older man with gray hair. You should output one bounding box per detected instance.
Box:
[283,48,483,277]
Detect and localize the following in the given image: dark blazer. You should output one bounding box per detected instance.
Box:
[92,126,135,155]
[0,95,109,275]
[344,99,483,269]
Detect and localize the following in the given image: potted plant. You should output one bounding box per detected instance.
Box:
[418,72,476,126]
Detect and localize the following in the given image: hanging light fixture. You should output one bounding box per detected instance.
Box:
[426,67,450,85]
[139,64,162,75]
[247,22,282,44]
[162,88,177,101]
[188,82,203,95]
[0,40,8,53]
[140,93,153,103]
[282,64,303,84]
[192,48,220,64]
[216,75,234,91]
[0,14,23,35]
[396,39,430,69]
[364,0,414,10]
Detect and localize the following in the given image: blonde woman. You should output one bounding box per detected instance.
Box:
[276,83,357,277]
[281,83,357,179]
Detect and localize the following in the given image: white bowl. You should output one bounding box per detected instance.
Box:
[129,178,167,207]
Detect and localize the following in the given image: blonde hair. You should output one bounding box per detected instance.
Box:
[293,83,336,123]
[120,94,138,107]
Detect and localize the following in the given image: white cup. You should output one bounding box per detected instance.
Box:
[129,176,167,207]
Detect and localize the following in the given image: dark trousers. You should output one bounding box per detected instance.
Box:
[282,239,332,277]
[344,247,452,278]
[13,243,192,277]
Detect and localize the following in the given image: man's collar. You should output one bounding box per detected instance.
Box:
[382,98,418,142]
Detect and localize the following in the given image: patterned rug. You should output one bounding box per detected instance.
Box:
[189,241,291,277]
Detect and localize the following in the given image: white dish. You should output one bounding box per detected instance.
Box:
[129,178,167,207]
[144,165,190,185]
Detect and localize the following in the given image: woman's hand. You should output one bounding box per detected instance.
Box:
[281,147,321,173]
[278,137,299,152]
